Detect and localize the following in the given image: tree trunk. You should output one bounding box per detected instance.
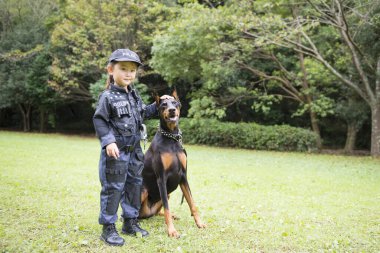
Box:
[18,104,32,132]
[344,124,358,153]
[371,103,380,157]
[309,109,322,149]
[297,32,322,149]
[39,108,46,133]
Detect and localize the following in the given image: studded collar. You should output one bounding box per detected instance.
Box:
[159,126,183,144]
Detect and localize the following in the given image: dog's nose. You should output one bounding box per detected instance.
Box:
[169,108,176,114]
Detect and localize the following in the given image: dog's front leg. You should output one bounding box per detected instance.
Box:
[180,179,206,229]
[156,176,179,238]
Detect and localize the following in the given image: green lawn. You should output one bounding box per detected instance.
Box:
[0,131,379,252]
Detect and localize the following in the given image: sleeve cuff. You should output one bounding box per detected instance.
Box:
[144,102,158,119]
[100,134,116,149]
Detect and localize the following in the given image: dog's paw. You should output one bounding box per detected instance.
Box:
[167,227,180,238]
[195,219,207,229]
[194,216,207,228]
[197,222,207,229]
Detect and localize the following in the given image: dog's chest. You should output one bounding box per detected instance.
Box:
[160,151,186,173]
[165,156,185,191]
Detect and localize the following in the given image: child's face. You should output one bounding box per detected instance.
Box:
[108,61,138,88]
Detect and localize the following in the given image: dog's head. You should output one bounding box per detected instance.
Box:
[156,90,181,132]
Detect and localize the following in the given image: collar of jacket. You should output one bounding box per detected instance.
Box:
[110,83,133,93]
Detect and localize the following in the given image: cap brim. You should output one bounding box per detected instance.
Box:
[110,57,142,66]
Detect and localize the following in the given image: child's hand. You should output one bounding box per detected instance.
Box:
[160,95,173,100]
[106,143,120,159]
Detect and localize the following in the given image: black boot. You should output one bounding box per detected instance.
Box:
[122,218,149,237]
[100,224,125,246]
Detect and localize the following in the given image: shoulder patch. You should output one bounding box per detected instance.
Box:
[97,90,111,102]
[103,90,111,95]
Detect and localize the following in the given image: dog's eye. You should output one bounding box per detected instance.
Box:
[161,102,167,107]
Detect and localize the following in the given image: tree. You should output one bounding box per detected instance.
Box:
[151,2,337,149]
[336,94,369,153]
[243,0,380,156]
[27,50,61,132]
[151,3,250,119]
[50,0,176,102]
[0,0,60,131]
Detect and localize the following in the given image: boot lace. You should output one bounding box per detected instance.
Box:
[107,224,119,236]
[133,218,141,228]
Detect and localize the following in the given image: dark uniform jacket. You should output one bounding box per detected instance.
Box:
[93,84,157,149]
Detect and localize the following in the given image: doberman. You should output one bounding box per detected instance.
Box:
[139,90,206,237]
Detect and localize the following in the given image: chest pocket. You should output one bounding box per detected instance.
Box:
[110,99,136,136]
[111,99,130,118]
[114,121,135,136]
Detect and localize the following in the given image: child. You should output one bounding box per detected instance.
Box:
[93,49,167,246]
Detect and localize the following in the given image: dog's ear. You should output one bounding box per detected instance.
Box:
[172,89,179,101]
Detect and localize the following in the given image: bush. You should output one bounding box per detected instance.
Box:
[144,118,318,152]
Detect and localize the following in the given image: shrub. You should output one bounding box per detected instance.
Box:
[144,118,317,152]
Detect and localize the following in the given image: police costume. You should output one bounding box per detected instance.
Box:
[93,49,155,245]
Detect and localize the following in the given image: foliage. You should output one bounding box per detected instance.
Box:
[335,95,370,129]
[1,131,379,252]
[150,2,340,124]
[148,1,346,151]
[188,97,226,119]
[150,3,244,119]
[245,0,380,155]
[27,50,61,108]
[50,0,175,101]
[146,118,318,152]
[0,0,61,130]
[0,0,377,152]
[89,74,108,108]
[0,0,56,104]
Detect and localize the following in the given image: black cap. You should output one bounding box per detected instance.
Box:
[108,49,142,66]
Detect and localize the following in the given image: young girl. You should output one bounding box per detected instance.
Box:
[93,49,167,246]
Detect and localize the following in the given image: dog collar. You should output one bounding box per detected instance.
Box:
[159,127,183,145]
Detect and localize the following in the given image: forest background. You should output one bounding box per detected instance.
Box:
[1,0,380,156]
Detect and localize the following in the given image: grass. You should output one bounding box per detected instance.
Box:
[0,130,379,252]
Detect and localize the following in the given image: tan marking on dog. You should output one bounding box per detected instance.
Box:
[180,184,207,229]
[140,199,163,218]
[141,188,148,202]
[177,152,187,170]
[164,208,179,238]
[161,153,174,170]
